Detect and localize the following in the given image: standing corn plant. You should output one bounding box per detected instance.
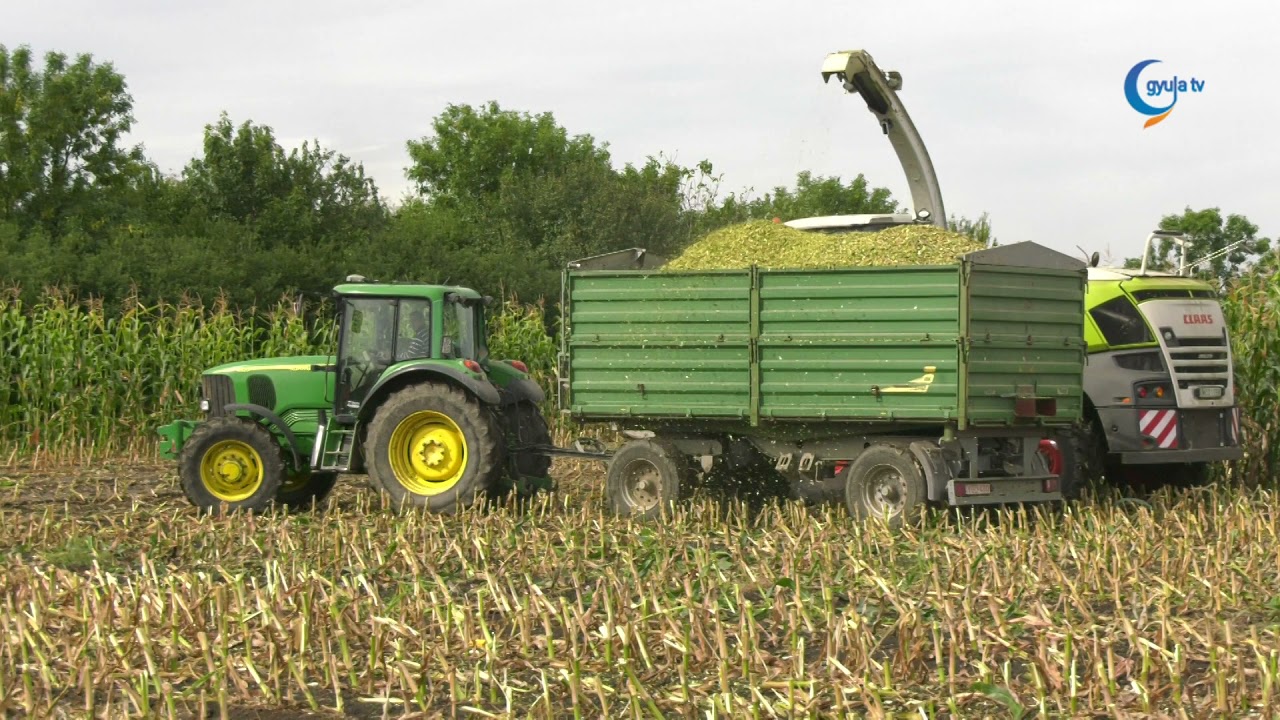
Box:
[1221,250,1279,485]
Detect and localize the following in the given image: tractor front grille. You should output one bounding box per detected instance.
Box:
[247,374,276,411]
[202,374,236,417]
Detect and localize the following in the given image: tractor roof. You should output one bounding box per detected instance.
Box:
[332,282,484,301]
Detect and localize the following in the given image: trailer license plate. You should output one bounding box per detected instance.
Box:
[1196,386,1224,399]
[963,483,991,496]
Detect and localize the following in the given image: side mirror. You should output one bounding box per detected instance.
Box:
[1090,252,1100,268]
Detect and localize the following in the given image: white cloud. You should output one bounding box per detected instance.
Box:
[4,0,1276,261]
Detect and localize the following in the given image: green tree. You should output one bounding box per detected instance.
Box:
[948,212,996,247]
[1125,207,1270,285]
[0,45,146,238]
[401,102,705,302]
[693,170,899,234]
[180,113,387,249]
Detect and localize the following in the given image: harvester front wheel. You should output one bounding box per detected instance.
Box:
[605,439,689,520]
[179,416,286,513]
[843,444,926,528]
[366,383,503,513]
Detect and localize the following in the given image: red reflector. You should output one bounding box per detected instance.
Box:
[1037,439,1064,476]
[833,461,848,476]
[508,360,529,373]
[463,359,482,373]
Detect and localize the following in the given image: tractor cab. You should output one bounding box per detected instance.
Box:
[158,277,562,516]
[329,278,491,418]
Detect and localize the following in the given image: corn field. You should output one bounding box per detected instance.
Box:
[0,289,561,462]
[1222,252,1280,485]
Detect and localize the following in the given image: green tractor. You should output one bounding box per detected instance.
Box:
[157,276,591,513]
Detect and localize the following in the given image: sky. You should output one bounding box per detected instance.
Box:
[5,0,1277,263]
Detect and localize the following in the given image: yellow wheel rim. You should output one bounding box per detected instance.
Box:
[387,411,469,496]
[200,440,265,502]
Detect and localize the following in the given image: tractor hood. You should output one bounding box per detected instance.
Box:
[206,355,333,375]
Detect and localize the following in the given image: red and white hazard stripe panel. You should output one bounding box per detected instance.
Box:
[1138,409,1179,449]
[1232,408,1241,444]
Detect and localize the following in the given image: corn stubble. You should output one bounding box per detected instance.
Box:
[3,467,1280,718]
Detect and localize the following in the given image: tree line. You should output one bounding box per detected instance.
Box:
[0,44,1270,315]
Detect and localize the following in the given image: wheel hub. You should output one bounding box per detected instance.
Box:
[621,459,661,511]
[863,465,905,517]
[200,440,265,502]
[388,410,470,496]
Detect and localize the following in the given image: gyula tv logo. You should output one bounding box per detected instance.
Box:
[1124,59,1205,128]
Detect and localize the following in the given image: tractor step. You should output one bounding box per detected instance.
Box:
[313,418,357,472]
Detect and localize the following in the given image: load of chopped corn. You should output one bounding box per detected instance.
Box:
[664,220,984,271]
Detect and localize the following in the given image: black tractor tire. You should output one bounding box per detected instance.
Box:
[605,439,690,520]
[275,470,339,511]
[844,444,927,529]
[178,416,286,514]
[494,401,554,501]
[365,383,504,514]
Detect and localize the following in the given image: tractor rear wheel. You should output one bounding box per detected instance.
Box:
[276,470,338,511]
[365,383,503,513]
[493,401,554,502]
[178,416,285,513]
[843,444,926,528]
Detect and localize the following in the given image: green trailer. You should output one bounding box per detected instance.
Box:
[559,241,1089,524]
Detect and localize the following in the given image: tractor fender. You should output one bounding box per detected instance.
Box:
[359,365,501,422]
[224,403,304,470]
[500,377,546,406]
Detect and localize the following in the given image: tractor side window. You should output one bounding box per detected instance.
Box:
[1089,296,1153,347]
[396,299,432,361]
[443,302,479,360]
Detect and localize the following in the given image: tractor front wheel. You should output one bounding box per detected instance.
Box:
[178,416,286,513]
[365,383,503,513]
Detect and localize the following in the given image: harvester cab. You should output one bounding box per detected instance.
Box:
[1081,232,1244,487]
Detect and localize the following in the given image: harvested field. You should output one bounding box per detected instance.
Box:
[3,460,1280,718]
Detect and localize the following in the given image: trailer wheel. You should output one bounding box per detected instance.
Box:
[366,382,503,513]
[606,439,689,519]
[844,445,926,528]
[179,416,285,514]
